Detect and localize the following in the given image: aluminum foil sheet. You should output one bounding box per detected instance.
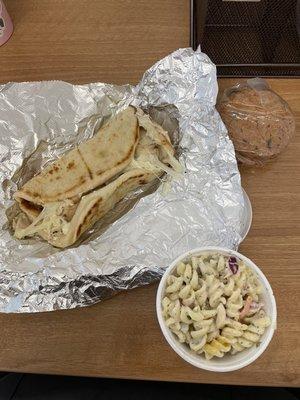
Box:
[0,48,245,313]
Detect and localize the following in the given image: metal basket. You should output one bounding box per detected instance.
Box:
[191,0,300,76]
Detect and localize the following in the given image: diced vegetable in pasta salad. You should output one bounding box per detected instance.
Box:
[162,253,271,360]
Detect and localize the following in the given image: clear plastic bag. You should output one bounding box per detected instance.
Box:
[217,78,295,166]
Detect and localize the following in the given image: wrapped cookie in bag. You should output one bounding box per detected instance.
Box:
[217,78,295,166]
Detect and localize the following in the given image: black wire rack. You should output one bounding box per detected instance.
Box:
[191,0,300,77]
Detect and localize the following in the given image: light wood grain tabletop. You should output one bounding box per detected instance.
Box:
[0,0,299,387]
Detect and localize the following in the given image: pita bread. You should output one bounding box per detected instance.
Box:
[15,106,139,205]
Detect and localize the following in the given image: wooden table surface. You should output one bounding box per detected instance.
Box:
[0,0,299,387]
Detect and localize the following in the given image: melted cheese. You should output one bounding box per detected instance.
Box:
[136,110,183,174]
[14,201,71,240]
[131,153,181,179]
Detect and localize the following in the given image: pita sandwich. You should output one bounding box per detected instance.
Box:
[13,106,181,248]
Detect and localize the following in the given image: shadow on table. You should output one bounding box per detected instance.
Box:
[0,373,299,400]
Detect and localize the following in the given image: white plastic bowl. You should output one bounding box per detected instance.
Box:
[241,188,252,242]
[156,247,277,372]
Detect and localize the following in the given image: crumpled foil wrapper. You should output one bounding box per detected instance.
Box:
[0,48,245,313]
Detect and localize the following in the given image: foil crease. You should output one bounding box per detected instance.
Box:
[0,48,245,313]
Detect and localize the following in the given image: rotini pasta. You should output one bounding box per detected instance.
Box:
[226,288,243,319]
[230,315,271,354]
[203,336,231,359]
[162,252,271,360]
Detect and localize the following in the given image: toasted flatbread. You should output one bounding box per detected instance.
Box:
[13,107,181,248]
[15,106,139,205]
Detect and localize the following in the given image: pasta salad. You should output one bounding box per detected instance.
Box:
[162,253,271,360]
